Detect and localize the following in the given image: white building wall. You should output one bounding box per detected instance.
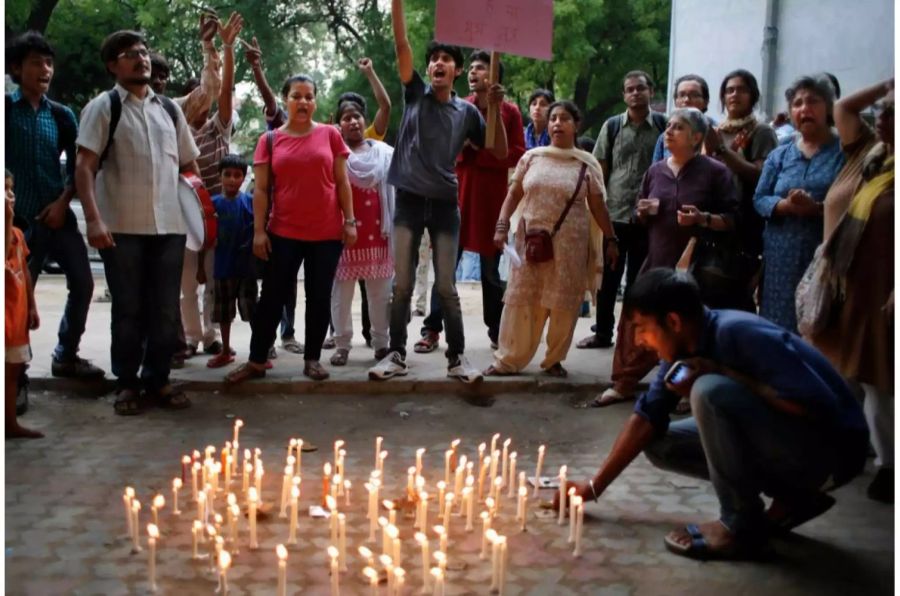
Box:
[668,0,894,119]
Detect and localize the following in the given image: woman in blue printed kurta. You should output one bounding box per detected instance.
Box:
[754,76,845,332]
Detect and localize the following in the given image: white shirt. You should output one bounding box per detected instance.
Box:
[76,84,199,234]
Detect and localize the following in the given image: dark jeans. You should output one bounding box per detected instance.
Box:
[594,221,647,341]
[24,208,94,361]
[100,233,186,391]
[250,234,343,363]
[643,375,864,538]
[389,191,464,359]
[422,249,504,344]
[279,282,298,340]
[359,280,372,342]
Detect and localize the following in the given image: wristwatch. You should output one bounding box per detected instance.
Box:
[343,218,357,227]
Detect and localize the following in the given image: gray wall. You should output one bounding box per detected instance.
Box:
[667,0,894,119]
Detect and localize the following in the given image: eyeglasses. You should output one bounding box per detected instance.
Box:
[118,48,150,60]
[676,92,704,101]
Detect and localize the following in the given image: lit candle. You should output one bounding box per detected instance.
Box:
[517,486,528,532]
[212,461,221,494]
[192,462,201,502]
[493,477,504,510]
[464,485,474,531]
[379,450,388,475]
[248,487,259,549]
[453,459,465,507]
[387,524,400,569]
[433,550,447,573]
[276,544,288,596]
[131,500,142,553]
[478,457,490,501]
[359,545,376,568]
[450,438,461,461]
[375,436,383,470]
[433,524,447,554]
[254,447,262,470]
[366,483,377,542]
[486,497,496,520]
[442,493,454,530]
[287,438,297,463]
[480,513,492,560]
[231,442,239,478]
[380,554,395,594]
[232,419,243,446]
[533,445,545,498]
[415,532,430,594]
[489,450,500,495]
[416,448,426,478]
[573,498,585,558]
[497,535,508,596]
[394,567,406,596]
[334,440,345,472]
[477,443,486,480]
[568,490,578,543]
[490,433,500,459]
[337,449,346,489]
[384,499,397,526]
[147,523,159,592]
[557,465,567,525]
[280,465,292,518]
[204,484,213,524]
[254,463,264,503]
[339,513,348,572]
[363,566,379,596]
[288,485,300,545]
[191,520,202,559]
[344,480,352,508]
[489,531,500,592]
[501,439,511,489]
[171,478,182,515]
[224,455,232,490]
[242,460,251,499]
[327,495,338,546]
[518,471,526,493]
[322,463,332,506]
[123,487,135,540]
[418,490,429,532]
[431,567,444,596]
[379,516,389,556]
[151,494,165,528]
[444,449,453,486]
[332,473,342,500]
[218,550,231,594]
[229,502,240,555]
[206,524,218,573]
[407,467,416,500]
[181,455,191,484]
[436,482,446,518]
[294,439,304,477]
[507,453,517,498]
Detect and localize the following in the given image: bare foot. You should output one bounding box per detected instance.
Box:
[666,519,735,552]
[6,424,44,439]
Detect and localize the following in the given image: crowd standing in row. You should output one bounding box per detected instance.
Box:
[4,0,893,556]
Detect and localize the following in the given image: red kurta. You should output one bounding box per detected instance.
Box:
[457,97,526,255]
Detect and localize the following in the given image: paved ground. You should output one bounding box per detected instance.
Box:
[5,389,894,595]
[26,275,642,395]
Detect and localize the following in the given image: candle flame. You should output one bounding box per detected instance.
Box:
[485,528,498,542]
[485,497,494,508]
[417,448,425,456]
[173,478,182,489]
[147,523,159,538]
[431,567,443,579]
[559,465,567,476]
[289,438,297,447]
[433,551,446,563]
[292,486,300,499]
[324,463,332,474]
[383,499,394,510]
[451,439,461,448]
[480,511,489,521]
[378,516,388,528]
[519,486,528,496]
[436,481,446,490]
[504,439,511,447]
[286,455,296,466]
[414,531,426,544]
[248,487,258,502]
[380,451,388,460]
[433,524,445,536]
[227,493,237,506]
[358,545,373,558]
[235,419,244,428]
[510,451,517,460]
[407,466,416,475]
[244,449,251,460]
[379,554,393,567]
[466,476,474,487]
[293,476,302,487]
[394,568,406,580]
[344,480,351,489]
[478,443,486,452]
[193,520,203,530]
[386,525,399,539]
[483,457,491,465]
[276,544,288,560]
[219,550,232,569]
[181,455,191,464]
[363,566,378,580]
[193,462,202,471]
[132,500,141,512]
[445,493,455,503]
[284,465,293,475]
[215,513,223,524]
[153,494,165,508]
[335,439,345,448]
[326,495,336,510]
[568,487,576,496]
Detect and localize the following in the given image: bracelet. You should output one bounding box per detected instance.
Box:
[343,218,357,226]
[588,479,598,502]
[222,43,234,49]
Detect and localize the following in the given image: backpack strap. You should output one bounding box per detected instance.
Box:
[651,111,667,134]
[46,99,77,156]
[99,89,122,169]
[603,115,622,179]
[158,95,179,128]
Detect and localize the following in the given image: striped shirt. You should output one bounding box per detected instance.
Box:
[192,112,231,196]
[5,90,77,222]
[76,84,199,235]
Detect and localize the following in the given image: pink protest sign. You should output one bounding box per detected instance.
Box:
[435,0,554,61]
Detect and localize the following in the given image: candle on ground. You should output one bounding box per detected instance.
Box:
[416,448,426,478]
[379,516,390,556]
[359,545,376,569]
[225,454,233,488]
[152,494,165,527]
[172,478,183,515]
[573,498,585,557]
[380,554,395,594]
[280,465,292,518]
[276,544,288,596]
[294,439,303,477]
[327,495,338,546]
[492,477,503,510]
[248,487,259,549]
[242,462,252,500]
[218,550,231,594]
[436,482,446,518]
[478,456,490,502]
[379,450,388,476]
[333,439,345,472]
[131,500,142,553]
[480,514,492,560]
[206,524,218,572]
[232,419,243,446]
[497,536,508,595]
[123,487,135,539]
[366,483,377,542]
[557,465,568,525]
[464,485,475,531]
[418,490,429,532]
[322,463,332,506]
[181,455,191,484]
[444,449,453,485]
[415,532,430,594]
[442,493,454,530]
[433,550,447,573]
[332,474,342,500]
[387,523,401,569]
[434,524,448,554]
[329,546,341,596]
[394,567,406,596]
[489,450,500,494]
[517,486,528,531]
[147,523,159,592]
[231,442,239,478]
[533,445,546,497]
[191,520,202,559]
[363,566,379,596]
[254,463,264,503]
[375,436,383,470]
[507,453,518,498]
[288,485,300,545]
[501,439,511,488]
[568,490,578,543]
[453,460,465,508]
[229,504,241,555]
[286,438,297,463]
[384,499,397,526]
[490,433,500,458]
[489,532,500,592]
[192,462,201,502]
[431,567,445,596]
[339,513,348,572]
[343,480,352,508]
[407,467,416,500]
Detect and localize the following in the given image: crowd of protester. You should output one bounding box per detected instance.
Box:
[4,0,893,557]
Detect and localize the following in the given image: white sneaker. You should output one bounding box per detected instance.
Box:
[447,355,483,384]
[368,351,408,380]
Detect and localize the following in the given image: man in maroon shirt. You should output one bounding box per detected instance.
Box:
[417,51,526,351]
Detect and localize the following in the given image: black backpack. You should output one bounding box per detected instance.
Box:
[5,93,78,157]
[99,89,179,167]
[601,111,667,183]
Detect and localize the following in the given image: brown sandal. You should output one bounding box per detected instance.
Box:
[303,360,330,381]
[330,348,349,366]
[225,362,266,385]
[543,363,568,378]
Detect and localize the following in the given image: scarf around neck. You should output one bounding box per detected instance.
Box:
[718,113,758,134]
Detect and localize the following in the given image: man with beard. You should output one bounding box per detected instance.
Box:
[74,30,199,415]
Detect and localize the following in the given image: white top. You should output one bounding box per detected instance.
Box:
[77,84,200,235]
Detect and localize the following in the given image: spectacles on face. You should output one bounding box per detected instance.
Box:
[118,48,150,60]
[676,92,704,101]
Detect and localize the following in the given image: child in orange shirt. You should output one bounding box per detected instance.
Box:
[6,171,43,439]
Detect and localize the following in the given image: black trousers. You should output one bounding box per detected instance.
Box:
[593,221,648,341]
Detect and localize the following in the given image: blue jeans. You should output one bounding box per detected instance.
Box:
[100,234,186,391]
[24,208,94,361]
[643,374,853,539]
[390,191,464,359]
[249,234,343,363]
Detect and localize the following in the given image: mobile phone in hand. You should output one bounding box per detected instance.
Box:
[664,360,695,385]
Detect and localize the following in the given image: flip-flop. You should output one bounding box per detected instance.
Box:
[590,388,634,408]
[207,353,235,369]
[543,363,568,378]
[664,524,772,561]
[767,493,836,534]
[225,362,266,385]
[330,349,349,366]
[113,390,149,416]
[153,387,192,410]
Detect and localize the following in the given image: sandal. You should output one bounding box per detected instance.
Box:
[322,337,336,350]
[113,389,148,416]
[153,386,192,410]
[330,348,349,366]
[483,364,516,377]
[414,331,440,353]
[766,493,836,534]
[207,352,235,369]
[543,363,568,378]
[589,387,635,408]
[664,524,772,561]
[225,362,266,385]
[304,361,330,381]
[576,335,613,349]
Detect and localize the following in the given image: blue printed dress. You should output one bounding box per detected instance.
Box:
[753,136,844,332]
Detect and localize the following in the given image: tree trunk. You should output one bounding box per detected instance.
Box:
[26,0,61,33]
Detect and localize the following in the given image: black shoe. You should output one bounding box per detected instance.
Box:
[51,356,106,379]
[868,467,894,504]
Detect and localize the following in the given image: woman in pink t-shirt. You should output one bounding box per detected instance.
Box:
[226,74,355,383]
